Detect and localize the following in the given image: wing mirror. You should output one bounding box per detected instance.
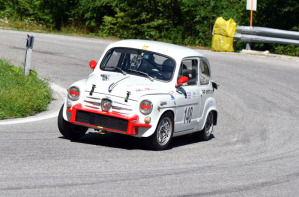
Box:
[89,60,97,71]
[175,76,189,88]
[211,81,219,90]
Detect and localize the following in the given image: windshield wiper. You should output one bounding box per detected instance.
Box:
[114,67,126,75]
[127,69,154,81]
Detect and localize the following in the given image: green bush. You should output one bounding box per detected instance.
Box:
[0,0,298,56]
[0,60,52,119]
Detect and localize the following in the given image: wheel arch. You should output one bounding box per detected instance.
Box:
[140,109,175,137]
[162,109,174,119]
[211,110,218,125]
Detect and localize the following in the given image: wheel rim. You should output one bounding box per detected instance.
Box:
[157,117,172,146]
[205,113,213,136]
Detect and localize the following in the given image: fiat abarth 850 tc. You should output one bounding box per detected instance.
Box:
[58,39,218,150]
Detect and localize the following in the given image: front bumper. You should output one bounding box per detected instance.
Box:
[67,104,151,135]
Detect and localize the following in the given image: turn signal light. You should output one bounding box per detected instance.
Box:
[144,116,151,124]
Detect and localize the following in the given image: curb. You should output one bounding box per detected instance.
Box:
[240,49,299,61]
[0,83,66,125]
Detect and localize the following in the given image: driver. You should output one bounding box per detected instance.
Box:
[161,59,175,80]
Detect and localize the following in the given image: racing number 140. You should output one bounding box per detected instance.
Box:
[184,106,193,124]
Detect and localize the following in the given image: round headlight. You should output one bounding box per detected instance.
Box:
[68,86,80,101]
[140,100,153,115]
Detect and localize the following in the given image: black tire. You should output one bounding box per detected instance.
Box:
[193,112,213,141]
[58,104,88,140]
[145,112,174,151]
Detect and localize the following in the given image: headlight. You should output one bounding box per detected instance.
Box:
[68,86,80,101]
[139,100,153,115]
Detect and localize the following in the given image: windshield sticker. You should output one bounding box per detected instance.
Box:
[101,74,110,81]
[142,45,148,50]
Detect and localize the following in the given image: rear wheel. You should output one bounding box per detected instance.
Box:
[145,112,174,151]
[58,104,87,140]
[194,112,213,141]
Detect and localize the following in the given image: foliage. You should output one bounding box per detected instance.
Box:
[0,60,52,119]
[0,0,298,56]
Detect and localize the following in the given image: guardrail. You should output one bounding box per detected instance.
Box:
[234,26,299,47]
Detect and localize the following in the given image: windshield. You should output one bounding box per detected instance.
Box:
[100,47,176,81]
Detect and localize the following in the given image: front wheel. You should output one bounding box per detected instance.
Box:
[58,104,88,140]
[145,112,174,151]
[193,112,214,141]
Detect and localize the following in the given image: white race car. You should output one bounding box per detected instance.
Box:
[58,39,218,150]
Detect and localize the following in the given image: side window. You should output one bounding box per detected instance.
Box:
[178,59,198,86]
[200,60,210,85]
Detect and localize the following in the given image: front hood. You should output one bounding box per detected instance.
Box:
[84,73,171,101]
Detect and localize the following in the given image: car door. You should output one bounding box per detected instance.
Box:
[198,57,213,126]
[174,57,201,133]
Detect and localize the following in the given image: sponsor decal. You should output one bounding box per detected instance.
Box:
[160,101,167,106]
[192,92,197,99]
[136,87,154,92]
[171,95,175,100]
[186,92,197,99]
[101,74,110,81]
[184,106,193,124]
[186,92,192,99]
[202,89,213,94]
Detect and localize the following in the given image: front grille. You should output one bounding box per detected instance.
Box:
[75,110,128,132]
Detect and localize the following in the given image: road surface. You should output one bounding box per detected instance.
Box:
[0,29,298,196]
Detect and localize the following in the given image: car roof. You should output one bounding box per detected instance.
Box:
[106,39,204,61]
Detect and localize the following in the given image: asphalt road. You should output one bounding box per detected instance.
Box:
[0,29,298,196]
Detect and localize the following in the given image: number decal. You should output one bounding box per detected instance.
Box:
[184,106,193,124]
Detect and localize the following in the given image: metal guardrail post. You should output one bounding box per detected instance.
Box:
[24,35,34,76]
[246,43,251,50]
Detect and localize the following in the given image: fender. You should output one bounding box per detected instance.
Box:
[137,94,176,137]
[196,97,217,131]
[62,79,87,121]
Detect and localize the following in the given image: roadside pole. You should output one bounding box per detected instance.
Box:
[246,0,257,50]
[24,35,34,76]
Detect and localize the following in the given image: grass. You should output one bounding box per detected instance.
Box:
[0,60,52,120]
[0,18,119,41]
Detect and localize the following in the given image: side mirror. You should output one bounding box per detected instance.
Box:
[175,76,189,88]
[212,81,219,90]
[89,60,97,71]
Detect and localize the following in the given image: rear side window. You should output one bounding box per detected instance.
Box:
[200,60,210,85]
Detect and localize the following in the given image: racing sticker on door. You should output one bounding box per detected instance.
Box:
[184,106,193,124]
